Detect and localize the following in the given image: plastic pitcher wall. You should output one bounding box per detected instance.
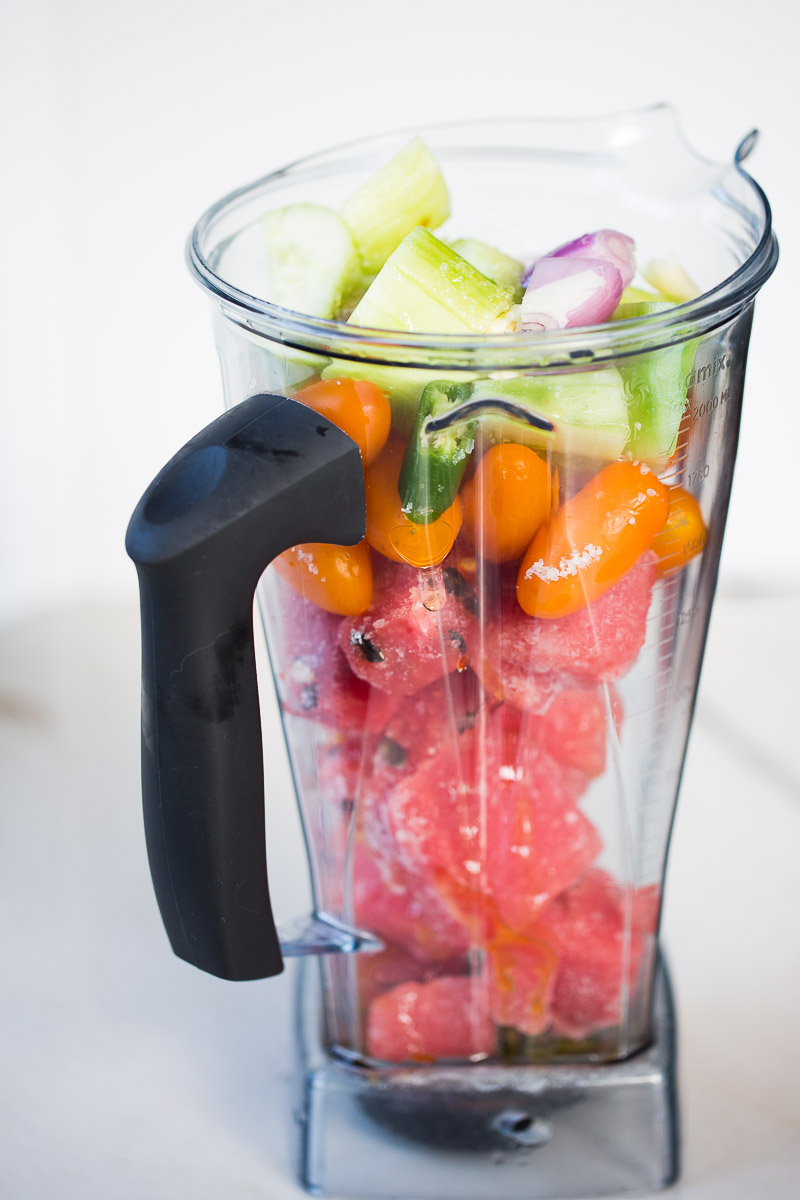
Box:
[0,0,795,629]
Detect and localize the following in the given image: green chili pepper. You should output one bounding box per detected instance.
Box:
[398,381,475,525]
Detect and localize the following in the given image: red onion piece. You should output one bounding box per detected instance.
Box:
[520,256,623,331]
[549,229,635,288]
[522,229,636,290]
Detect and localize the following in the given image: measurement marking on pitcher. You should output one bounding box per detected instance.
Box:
[686,464,710,489]
[692,385,730,423]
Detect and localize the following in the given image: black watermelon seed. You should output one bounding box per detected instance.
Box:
[442,567,478,615]
[349,628,385,663]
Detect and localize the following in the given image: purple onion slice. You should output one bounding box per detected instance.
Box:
[520,256,623,331]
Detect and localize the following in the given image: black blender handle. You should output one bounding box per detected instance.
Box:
[125,393,366,981]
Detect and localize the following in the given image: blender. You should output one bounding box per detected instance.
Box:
[126,108,777,1198]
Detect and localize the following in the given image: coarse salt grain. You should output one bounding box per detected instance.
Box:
[525,543,603,582]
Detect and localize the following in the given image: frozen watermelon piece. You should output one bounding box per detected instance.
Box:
[273,584,371,730]
[542,869,651,1039]
[383,670,483,769]
[486,870,660,1040]
[486,737,602,935]
[317,736,364,812]
[356,945,429,1010]
[366,976,495,1063]
[387,723,601,938]
[339,559,479,696]
[356,735,417,888]
[353,841,472,964]
[480,555,657,697]
[539,684,622,778]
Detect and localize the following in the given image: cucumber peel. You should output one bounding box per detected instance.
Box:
[348,227,514,334]
[613,301,696,460]
[451,238,524,303]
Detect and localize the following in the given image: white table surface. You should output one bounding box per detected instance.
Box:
[1,594,799,1200]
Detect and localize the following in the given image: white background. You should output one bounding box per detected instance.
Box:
[0,0,797,627]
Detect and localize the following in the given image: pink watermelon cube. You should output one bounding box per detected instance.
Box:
[366,976,495,1063]
[316,736,364,812]
[356,945,429,1010]
[382,670,483,770]
[542,869,654,1039]
[273,584,371,731]
[339,560,479,696]
[352,841,472,965]
[539,684,622,778]
[387,721,601,939]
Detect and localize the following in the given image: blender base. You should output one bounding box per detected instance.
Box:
[293,956,679,1200]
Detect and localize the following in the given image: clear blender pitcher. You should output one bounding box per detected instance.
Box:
[126,108,777,1199]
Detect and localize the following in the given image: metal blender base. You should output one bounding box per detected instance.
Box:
[294,956,679,1200]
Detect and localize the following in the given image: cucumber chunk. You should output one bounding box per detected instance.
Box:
[262,203,360,319]
[613,301,696,461]
[348,227,513,334]
[451,238,524,303]
[339,137,450,278]
[469,370,630,461]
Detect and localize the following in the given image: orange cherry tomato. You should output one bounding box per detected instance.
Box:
[461,444,551,563]
[650,487,707,575]
[365,440,462,569]
[293,378,391,466]
[274,540,373,616]
[517,460,670,619]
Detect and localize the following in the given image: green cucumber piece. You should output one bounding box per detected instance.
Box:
[469,369,630,461]
[451,238,524,303]
[614,284,667,312]
[262,203,360,319]
[348,227,513,334]
[339,137,450,278]
[399,382,475,524]
[613,301,695,460]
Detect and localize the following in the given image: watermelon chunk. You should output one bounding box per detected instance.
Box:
[387,721,601,938]
[272,583,371,730]
[339,559,478,696]
[485,871,660,1039]
[353,841,472,964]
[382,670,483,769]
[539,684,622,778]
[542,869,654,1039]
[317,735,364,812]
[366,976,495,1063]
[356,945,429,1010]
[480,556,657,700]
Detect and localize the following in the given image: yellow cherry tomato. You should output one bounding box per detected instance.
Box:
[650,487,707,575]
[274,540,373,616]
[461,444,551,563]
[365,440,462,569]
[517,460,670,619]
[293,378,391,466]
